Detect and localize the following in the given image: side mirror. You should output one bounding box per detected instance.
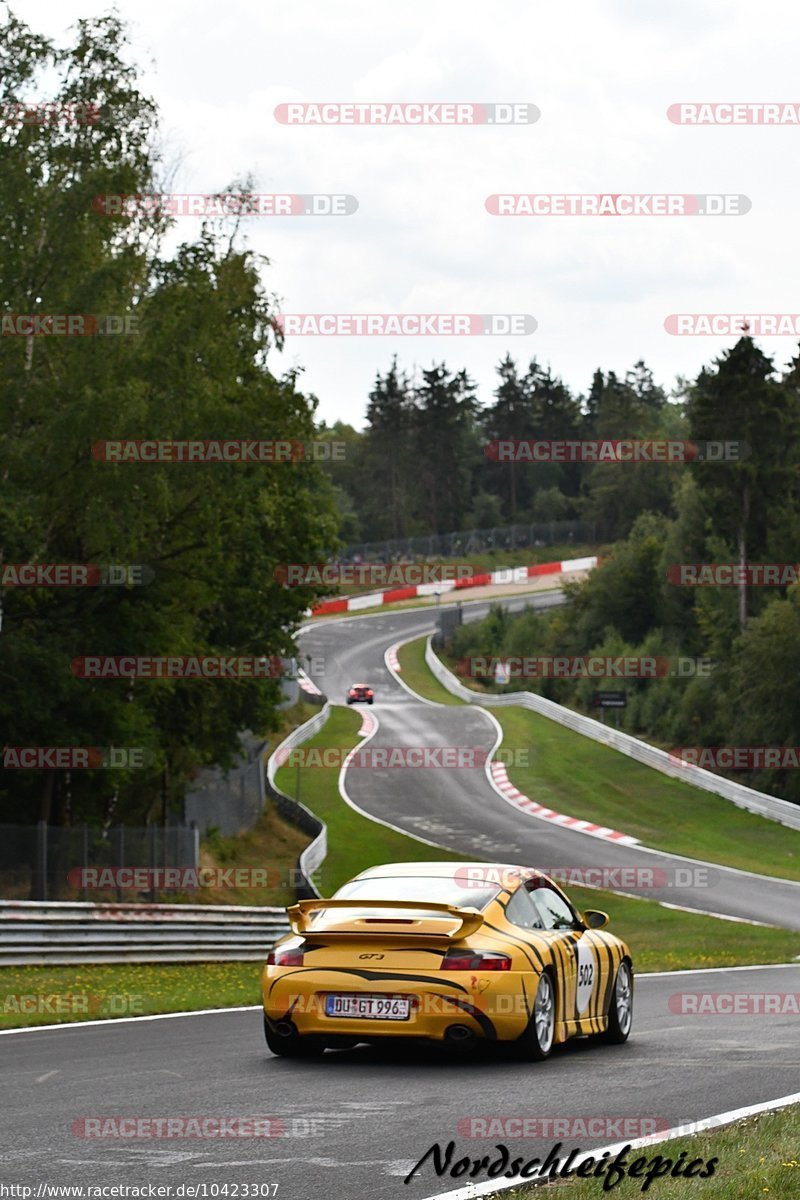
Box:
[582,909,609,930]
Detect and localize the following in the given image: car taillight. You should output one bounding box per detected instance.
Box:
[441,949,511,971]
[267,945,304,967]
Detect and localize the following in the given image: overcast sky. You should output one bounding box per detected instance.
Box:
[28,0,800,428]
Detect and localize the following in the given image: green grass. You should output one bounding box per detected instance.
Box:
[3,878,797,1029]
[401,635,800,883]
[0,961,261,1030]
[396,636,465,705]
[274,704,465,892]
[562,886,799,973]
[495,706,800,882]
[6,691,796,1031]
[275,700,798,971]
[488,1104,800,1199]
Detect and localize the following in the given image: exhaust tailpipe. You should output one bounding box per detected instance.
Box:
[445,1024,474,1043]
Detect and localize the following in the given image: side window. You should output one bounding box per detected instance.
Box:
[528,884,580,931]
[505,886,544,931]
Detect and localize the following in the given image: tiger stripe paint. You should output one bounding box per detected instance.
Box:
[261,861,633,1055]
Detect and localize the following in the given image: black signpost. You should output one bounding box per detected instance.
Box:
[592,691,627,727]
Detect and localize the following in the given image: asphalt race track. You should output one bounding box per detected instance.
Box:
[3,964,799,1198]
[300,595,800,929]
[3,595,799,1200]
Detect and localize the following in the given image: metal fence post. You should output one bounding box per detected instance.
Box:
[116,825,124,903]
[81,823,88,900]
[35,820,48,901]
[150,823,158,903]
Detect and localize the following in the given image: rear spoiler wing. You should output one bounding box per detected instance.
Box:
[287,899,484,941]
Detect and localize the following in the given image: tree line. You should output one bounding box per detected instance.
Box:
[0,12,337,827]
[319,354,725,546]
[445,336,800,804]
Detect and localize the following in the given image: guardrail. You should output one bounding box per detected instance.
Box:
[0,900,290,965]
[265,701,332,899]
[425,637,800,832]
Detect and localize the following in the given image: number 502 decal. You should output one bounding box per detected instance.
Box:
[578,963,594,986]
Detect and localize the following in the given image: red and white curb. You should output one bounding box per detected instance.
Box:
[488,761,639,846]
[357,709,377,737]
[297,669,322,697]
[386,643,401,673]
[311,555,597,616]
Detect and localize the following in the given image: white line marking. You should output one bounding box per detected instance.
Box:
[383,637,446,707]
[384,634,796,915]
[34,1069,59,1082]
[337,706,460,851]
[2,964,797,1036]
[636,961,800,978]
[0,1005,261,1036]
[418,1090,800,1200]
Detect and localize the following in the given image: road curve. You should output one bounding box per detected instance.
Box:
[299,595,800,929]
[2,965,799,1198]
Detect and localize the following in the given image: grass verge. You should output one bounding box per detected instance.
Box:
[401,635,800,882]
[396,636,465,705]
[274,704,464,892]
[495,705,800,882]
[487,1104,800,1199]
[6,696,797,1030]
[274,700,798,971]
[0,961,261,1030]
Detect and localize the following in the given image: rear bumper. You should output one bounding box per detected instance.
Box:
[262,968,533,1042]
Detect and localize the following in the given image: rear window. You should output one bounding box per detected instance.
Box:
[333,875,500,912]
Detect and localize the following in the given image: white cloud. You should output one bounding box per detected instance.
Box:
[26,0,800,423]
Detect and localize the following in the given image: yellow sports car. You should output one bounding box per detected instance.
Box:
[261,861,633,1059]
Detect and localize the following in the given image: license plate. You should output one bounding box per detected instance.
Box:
[324,993,411,1021]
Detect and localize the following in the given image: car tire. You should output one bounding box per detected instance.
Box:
[346,698,352,704]
[263,1015,325,1058]
[513,970,556,1061]
[602,961,633,1044]
[368,698,373,704]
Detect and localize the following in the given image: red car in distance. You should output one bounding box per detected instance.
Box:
[347,683,374,705]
